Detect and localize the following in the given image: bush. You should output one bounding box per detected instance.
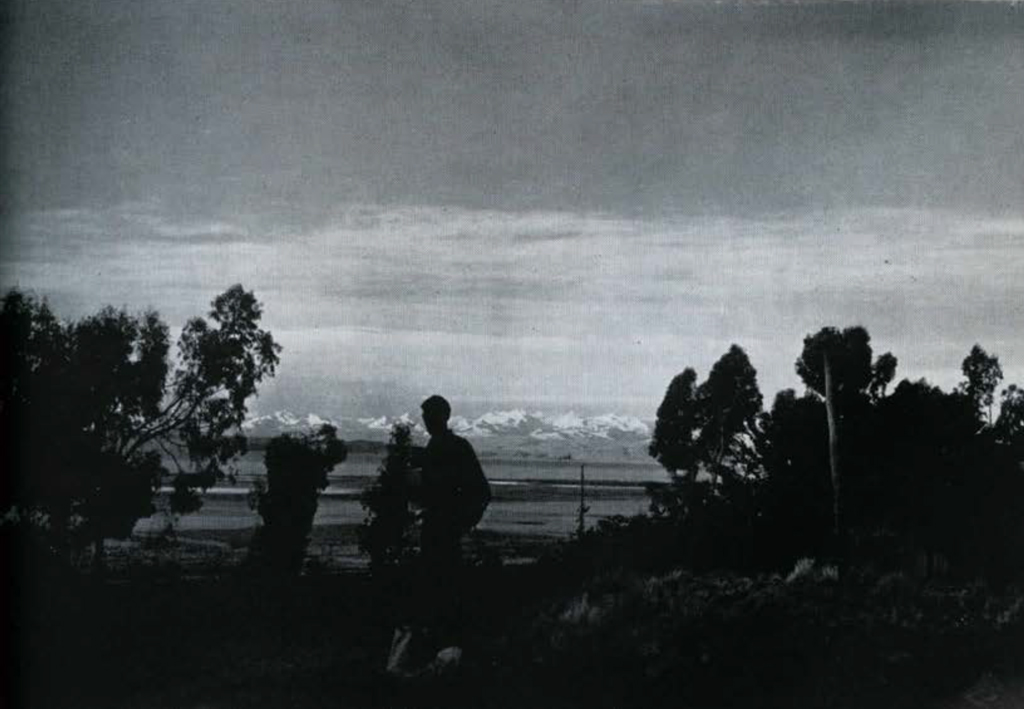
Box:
[247,425,347,574]
[358,423,419,572]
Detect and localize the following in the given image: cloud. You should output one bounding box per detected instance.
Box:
[2,0,1023,415]
[3,201,1023,414]
[145,220,249,243]
[12,203,252,248]
[4,0,1023,218]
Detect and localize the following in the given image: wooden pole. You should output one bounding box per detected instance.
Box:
[577,464,588,537]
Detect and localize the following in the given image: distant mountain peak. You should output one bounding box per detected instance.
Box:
[242,410,333,432]
[242,409,652,454]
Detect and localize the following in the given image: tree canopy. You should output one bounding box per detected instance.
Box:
[648,368,701,478]
[642,329,1024,581]
[649,346,764,486]
[997,384,1024,451]
[960,344,1003,424]
[0,285,280,556]
[698,345,763,476]
[795,326,874,399]
[869,352,898,402]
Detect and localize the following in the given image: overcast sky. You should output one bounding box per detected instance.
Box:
[2,0,1023,417]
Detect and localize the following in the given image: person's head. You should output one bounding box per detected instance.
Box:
[420,395,451,437]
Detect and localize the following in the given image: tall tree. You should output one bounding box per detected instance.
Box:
[1,292,76,534]
[996,384,1024,452]
[869,352,898,402]
[795,326,875,556]
[648,368,701,482]
[696,345,764,486]
[873,378,1009,577]
[649,346,764,496]
[960,344,1003,425]
[758,389,831,566]
[1,285,280,566]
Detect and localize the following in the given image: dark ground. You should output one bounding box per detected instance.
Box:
[9,553,1024,709]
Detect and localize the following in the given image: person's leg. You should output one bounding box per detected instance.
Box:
[420,521,463,649]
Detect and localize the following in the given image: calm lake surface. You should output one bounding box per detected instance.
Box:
[135,453,665,542]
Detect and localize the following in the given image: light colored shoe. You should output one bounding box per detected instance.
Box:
[385,625,419,678]
[423,646,463,677]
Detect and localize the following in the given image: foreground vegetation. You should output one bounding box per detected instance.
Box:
[9,552,1024,709]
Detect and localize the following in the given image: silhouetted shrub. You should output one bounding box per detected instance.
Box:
[248,425,347,574]
[358,423,418,572]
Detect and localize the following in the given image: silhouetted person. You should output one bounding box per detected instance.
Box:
[413,395,491,661]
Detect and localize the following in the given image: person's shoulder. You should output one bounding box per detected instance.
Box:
[432,430,470,449]
[446,432,479,455]
[447,431,474,449]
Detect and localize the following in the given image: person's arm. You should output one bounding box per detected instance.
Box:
[471,446,490,507]
[459,440,490,526]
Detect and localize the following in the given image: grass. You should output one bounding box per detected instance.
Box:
[508,566,1024,708]
[10,534,1024,709]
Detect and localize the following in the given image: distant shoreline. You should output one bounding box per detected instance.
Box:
[157,477,661,500]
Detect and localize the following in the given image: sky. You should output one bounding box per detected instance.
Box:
[2,0,1023,418]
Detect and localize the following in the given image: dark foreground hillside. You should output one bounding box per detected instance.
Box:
[10,559,1024,709]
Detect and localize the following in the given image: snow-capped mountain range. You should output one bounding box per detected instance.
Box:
[242,409,652,456]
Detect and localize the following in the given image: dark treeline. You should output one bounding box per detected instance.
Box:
[6,287,1024,709]
[3,286,1024,586]
[576,328,1024,584]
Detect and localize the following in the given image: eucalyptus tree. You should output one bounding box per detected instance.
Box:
[1,285,280,566]
[795,326,895,554]
[960,344,1003,425]
[650,346,764,503]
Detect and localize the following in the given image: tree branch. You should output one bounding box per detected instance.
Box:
[123,385,233,458]
[156,437,186,475]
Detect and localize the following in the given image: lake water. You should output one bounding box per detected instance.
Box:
[220,451,667,486]
[134,453,665,550]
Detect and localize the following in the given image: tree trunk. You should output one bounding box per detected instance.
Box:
[823,354,844,562]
